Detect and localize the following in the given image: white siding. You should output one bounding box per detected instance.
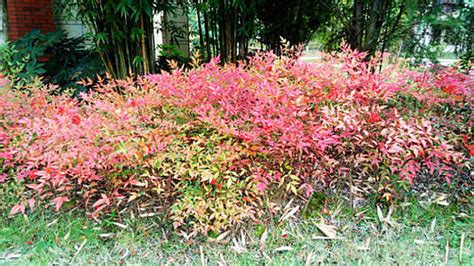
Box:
[54,3,87,39]
[154,11,164,60]
[162,7,190,57]
[0,0,6,44]
[56,20,87,39]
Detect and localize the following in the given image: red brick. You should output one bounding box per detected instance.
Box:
[6,0,56,41]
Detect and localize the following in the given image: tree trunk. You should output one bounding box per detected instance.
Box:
[203,0,211,60]
[350,0,364,50]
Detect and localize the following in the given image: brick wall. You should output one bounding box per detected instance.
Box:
[6,0,56,41]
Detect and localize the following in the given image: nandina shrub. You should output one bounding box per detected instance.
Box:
[0,78,258,233]
[1,46,472,234]
[147,46,471,199]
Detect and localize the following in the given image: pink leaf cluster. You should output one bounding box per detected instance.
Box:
[147,46,471,190]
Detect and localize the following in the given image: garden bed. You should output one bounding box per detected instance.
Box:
[0,47,472,235]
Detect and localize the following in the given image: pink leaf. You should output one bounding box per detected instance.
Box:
[26,183,43,190]
[256,182,267,193]
[51,196,69,211]
[9,203,25,216]
[0,173,7,183]
[387,145,403,154]
[28,198,35,210]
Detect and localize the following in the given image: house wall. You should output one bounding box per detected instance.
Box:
[162,7,190,57]
[0,0,6,44]
[1,1,189,58]
[6,0,56,41]
[54,1,87,39]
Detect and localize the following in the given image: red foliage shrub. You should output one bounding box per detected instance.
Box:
[1,46,472,233]
[147,46,471,195]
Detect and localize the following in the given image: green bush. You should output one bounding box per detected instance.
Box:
[157,44,191,72]
[0,29,102,95]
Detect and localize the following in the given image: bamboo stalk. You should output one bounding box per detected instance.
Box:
[203,0,211,60]
[194,0,205,57]
[140,13,149,74]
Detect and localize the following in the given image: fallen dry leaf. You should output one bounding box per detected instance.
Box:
[315,223,337,239]
[274,246,293,252]
[112,222,128,229]
[99,233,116,238]
[214,230,231,242]
[279,206,300,223]
[259,228,268,252]
[0,251,22,261]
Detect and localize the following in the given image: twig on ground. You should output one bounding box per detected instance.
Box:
[459,232,465,263]
[70,239,87,264]
[199,246,206,266]
[444,241,449,264]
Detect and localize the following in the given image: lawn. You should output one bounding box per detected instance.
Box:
[1,194,472,265]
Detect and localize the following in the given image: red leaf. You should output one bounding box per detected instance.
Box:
[368,112,381,123]
[71,115,81,125]
[467,144,474,156]
[57,106,65,115]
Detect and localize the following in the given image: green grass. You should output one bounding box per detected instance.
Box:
[1,197,472,265]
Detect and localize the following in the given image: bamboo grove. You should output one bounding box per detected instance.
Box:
[55,0,473,78]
